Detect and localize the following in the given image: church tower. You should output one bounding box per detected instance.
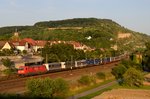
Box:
[14,29,19,37]
[10,29,20,41]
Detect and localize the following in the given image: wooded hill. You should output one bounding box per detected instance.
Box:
[0,18,149,51]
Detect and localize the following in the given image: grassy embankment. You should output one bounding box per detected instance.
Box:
[79,81,150,99]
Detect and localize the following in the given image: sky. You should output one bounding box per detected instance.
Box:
[0,0,150,34]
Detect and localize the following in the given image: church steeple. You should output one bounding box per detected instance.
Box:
[14,28,19,37]
[10,29,20,41]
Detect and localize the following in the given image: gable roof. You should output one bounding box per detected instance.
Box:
[2,42,15,49]
[0,41,7,49]
[7,42,15,48]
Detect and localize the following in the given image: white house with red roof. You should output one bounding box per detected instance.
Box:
[22,38,37,52]
[67,41,91,51]
[12,40,30,52]
[68,41,84,50]
[11,38,46,52]
[34,40,47,52]
[22,38,36,46]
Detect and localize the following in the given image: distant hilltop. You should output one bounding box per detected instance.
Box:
[0,18,149,51]
[34,18,120,28]
[0,18,138,35]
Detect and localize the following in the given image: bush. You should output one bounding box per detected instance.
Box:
[2,69,14,75]
[1,58,13,69]
[26,77,69,98]
[96,72,106,80]
[111,64,127,80]
[22,50,27,55]
[26,78,44,97]
[0,51,5,56]
[90,75,97,84]
[52,78,69,97]
[2,49,13,56]
[123,67,144,87]
[111,64,127,85]
[78,75,91,85]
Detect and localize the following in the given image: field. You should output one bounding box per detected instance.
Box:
[93,89,150,99]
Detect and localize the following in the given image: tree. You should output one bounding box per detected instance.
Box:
[41,43,86,62]
[111,64,127,80]
[111,64,127,84]
[1,58,16,76]
[26,78,44,97]
[123,67,144,87]
[142,42,150,71]
[1,58,13,69]
[121,59,142,70]
[51,78,69,97]
[75,49,85,60]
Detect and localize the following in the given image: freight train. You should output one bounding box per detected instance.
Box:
[18,55,124,76]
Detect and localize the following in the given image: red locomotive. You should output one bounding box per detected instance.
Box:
[18,65,47,76]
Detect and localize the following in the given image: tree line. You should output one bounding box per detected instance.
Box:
[41,42,119,63]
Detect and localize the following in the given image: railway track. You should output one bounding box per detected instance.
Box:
[0,62,118,94]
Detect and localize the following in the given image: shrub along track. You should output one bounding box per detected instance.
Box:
[0,62,118,94]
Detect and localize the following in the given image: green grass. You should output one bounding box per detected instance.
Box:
[78,84,117,99]
[78,83,150,99]
[112,84,150,90]
[67,79,115,97]
[78,88,112,99]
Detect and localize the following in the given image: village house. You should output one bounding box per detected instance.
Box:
[34,40,47,52]
[0,41,15,51]
[0,41,9,50]
[11,41,30,52]
[2,42,15,50]
[67,41,91,51]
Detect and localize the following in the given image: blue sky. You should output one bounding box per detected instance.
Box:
[0,0,150,34]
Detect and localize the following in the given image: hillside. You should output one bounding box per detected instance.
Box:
[0,18,149,51]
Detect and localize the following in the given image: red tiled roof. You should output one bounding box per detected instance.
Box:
[12,41,27,46]
[22,38,36,46]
